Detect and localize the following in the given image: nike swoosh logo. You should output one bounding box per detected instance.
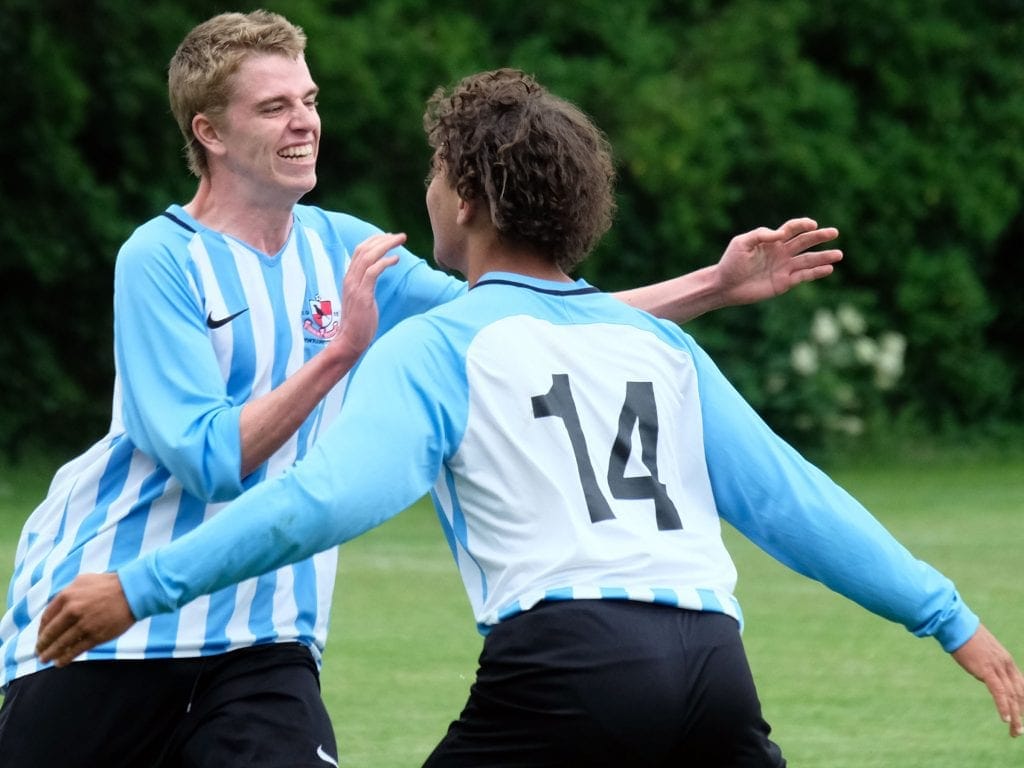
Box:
[206,308,249,329]
[316,745,339,766]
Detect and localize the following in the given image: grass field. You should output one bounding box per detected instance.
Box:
[1,452,1022,766]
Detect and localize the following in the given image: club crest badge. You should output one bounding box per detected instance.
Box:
[304,295,340,340]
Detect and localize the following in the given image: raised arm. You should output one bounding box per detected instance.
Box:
[614,218,841,322]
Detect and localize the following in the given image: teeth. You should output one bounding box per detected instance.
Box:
[279,145,313,158]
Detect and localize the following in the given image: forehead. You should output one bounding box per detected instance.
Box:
[228,52,317,104]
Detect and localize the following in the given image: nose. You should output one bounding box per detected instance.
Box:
[290,101,319,132]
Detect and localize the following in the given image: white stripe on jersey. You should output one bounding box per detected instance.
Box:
[301,225,348,441]
[188,236,233,383]
[228,236,278,399]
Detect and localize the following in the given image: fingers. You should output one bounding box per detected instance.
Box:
[341,232,404,301]
[1002,660,1024,737]
[986,661,1019,736]
[773,216,839,252]
[36,573,136,667]
[36,596,102,668]
[994,664,1024,737]
[348,233,406,276]
[733,219,839,254]
[790,248,844,278]
[342,232,405,304]
[37,627,85,668]
[36,594,78,665]
[952,623,1024,737]
[774,217,819,241]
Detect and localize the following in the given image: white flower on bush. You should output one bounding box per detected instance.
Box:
[811,309,841,345]
[830,414,865,436]
[853,337,878,365]
[874,332,906,390]
[776,304,906,441]
[791,341,818,376]
[836,303,866,335]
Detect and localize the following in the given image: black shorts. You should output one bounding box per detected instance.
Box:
[423,600,786,768]
[0,642,337,768]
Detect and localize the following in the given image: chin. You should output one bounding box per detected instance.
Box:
[434,255,459,275]
[289,175,318,198]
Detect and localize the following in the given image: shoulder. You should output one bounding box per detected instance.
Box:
[293,204,383,245]
[115,209,199,275]
[370,296,481,367]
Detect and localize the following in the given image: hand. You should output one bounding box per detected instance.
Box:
[715,218,842,307]
[327,232,404,362]
[951,623,1024,737]
[35,573,136,667]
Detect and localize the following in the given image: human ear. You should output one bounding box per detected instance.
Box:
[192,114,225,158]
[456,195,478,226]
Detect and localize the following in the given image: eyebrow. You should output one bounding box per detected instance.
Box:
[253,86,320,109]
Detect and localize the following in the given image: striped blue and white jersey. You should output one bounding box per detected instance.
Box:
[117,273,978,653]
[0,204,463,687]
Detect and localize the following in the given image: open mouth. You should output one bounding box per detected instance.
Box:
[279,144,314,160]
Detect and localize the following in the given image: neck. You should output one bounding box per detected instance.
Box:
[466,249,571,286]
[183,176,297,256]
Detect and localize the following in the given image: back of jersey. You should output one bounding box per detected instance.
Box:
[429,277,741,631]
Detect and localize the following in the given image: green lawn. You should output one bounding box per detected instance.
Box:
[1,454,1022,766]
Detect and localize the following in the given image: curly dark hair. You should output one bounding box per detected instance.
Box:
[423,69,616,273]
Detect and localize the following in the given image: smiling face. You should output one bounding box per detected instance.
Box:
[200,52,321,206]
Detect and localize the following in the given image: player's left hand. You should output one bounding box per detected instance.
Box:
[715,217,842,306]
[952,623,1024,737]
[36,573,136,667]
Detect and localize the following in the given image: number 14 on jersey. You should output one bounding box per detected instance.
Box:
[531,373,683,531]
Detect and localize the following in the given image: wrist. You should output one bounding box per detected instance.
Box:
[322,331,368,374]
[675,265,727,320]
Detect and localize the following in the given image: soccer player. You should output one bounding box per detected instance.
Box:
[0,12,844,768]
[36,68,1023,766]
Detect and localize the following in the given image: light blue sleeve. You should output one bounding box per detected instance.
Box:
[685,337,979,652]
[114,224,245,501]
[118,317,467,618]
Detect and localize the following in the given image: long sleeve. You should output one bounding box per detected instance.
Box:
[114,222,246,501]
[118,317,462,619]
[687,338,978,652]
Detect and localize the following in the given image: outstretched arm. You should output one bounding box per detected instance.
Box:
[614,217,841,322]
[952,624,1024,737]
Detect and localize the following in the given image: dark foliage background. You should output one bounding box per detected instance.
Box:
[2,0,1021,461]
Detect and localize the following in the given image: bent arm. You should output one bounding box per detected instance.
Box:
[116,226,403,498]
[237,233,402,475]
[38,320,457,663]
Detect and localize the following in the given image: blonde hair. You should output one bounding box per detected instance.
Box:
[168,10,307,177]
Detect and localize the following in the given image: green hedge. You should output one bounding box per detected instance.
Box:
[2,0,1021,459]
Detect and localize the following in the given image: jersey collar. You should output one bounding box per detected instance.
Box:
[472,271,599,296]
